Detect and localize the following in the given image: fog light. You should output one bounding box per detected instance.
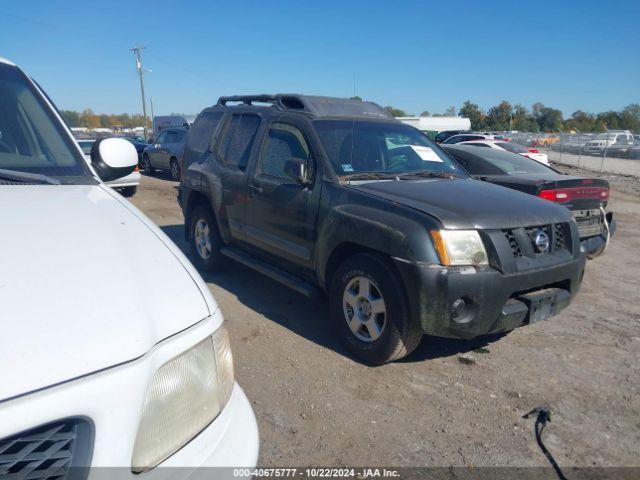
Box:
[451,297,477,324]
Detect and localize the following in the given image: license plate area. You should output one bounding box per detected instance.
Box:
[517,288,570,324]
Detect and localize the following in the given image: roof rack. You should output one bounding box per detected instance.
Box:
[216,94,392,119]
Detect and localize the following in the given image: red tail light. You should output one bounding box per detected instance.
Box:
[539,187,609,202]
[134,165,140,172]
[528,148,539,153]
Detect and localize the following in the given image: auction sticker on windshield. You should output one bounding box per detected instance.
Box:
[410,145,443,162]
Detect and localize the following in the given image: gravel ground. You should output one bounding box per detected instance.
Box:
[130,167,640,470]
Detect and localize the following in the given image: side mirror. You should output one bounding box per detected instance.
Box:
[283,157,310,185]
[90,138,137,182]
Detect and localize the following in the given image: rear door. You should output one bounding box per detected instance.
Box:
[243,117,321,271]
[214,112,263,242]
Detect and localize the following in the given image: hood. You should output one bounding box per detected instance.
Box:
[0,185,213,402]
[349,178,571,229]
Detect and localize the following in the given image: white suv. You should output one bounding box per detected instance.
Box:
[0,57,258,477]
[585,131,634,152]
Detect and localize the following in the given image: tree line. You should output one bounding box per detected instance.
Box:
[382,101,640,133]
[61,101,640,133]
[59,109,150,129]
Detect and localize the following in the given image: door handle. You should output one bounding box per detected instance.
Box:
[249,184,263,195]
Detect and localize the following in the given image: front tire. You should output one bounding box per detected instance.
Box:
[141,154,154,174]
[330,253,422,364]
[189,205,224,271]
[170,157,181,181]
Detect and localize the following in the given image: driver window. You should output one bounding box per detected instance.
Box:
[259,123,310,179]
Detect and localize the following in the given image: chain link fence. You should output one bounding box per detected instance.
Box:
[506,131,640,176]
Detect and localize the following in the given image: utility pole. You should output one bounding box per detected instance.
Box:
[130,46,149,140]
[150,97,155,122]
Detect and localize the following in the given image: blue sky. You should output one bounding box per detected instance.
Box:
[1,0,638,117]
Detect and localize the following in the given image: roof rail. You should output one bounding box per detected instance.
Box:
[216,94,392,119]
[217,94,306,110]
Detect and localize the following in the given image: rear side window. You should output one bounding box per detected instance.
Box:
[187,111,224,156]
[496,142,528,154]
[259,123,309,178]
[218,114,261,169]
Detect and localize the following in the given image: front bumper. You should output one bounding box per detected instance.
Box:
[580,213,616,257]
[393,255,586,339]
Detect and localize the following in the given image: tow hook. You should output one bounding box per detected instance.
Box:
[587,206,610,259]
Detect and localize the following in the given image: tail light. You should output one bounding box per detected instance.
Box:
[539,187,609,203]
[528,148,539,153]
[134,165,140,172]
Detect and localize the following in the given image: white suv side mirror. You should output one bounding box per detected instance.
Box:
[90,138,138,182]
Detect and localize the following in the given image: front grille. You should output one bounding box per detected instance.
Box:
[503,230,523,257]
[553,223,567,251]
[502,223,570,258]
[0,418,92,480]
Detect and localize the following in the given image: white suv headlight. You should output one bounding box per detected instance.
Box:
[430,229,489,266]
[131,325,235,473]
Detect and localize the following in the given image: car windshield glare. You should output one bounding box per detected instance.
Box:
[0,63,87,179]
[314,120,466,178]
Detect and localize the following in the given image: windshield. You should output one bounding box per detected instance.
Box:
[314,120,466,178]
[0,63,89,180]
[496,141,529,154]
[594,133,614,140]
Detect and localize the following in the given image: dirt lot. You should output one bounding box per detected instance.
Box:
[131,167,640,469]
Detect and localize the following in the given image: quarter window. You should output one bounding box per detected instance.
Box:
[259,123,310,178]
[187,111,224,155]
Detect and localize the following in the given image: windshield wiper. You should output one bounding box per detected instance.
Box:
[0,168,61,185]
[395,171,456,180]
[341,172,400,182]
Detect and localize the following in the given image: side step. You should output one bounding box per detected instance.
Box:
[220,247,322,298]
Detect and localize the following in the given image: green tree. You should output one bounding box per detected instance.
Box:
[444,106,456,117]
[564,110,596,132]
[60,110,80,127]
[536,106,563,131]
[349,96,363,101]
[458,101,485,130]
[595,111,621,131]
[384,106,407,117]
[620,104,640,131]
[485,101,513,131]
[511,104,538,132]
[420,110,431,117]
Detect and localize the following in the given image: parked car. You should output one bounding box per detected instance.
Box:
[442,144,615,257]
[0,58,258,476]
[152,115,195,140]
[434,129,470,143]
[142,127,187,180]
[457,139,549,164]
[441,133,494,144]
[179,94,586,365]
[78,139,141,196]
[584,131,634,155]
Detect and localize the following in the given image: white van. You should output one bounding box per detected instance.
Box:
[152,115,195,140]
[0,58,258,476]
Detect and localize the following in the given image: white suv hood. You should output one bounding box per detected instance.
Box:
[0,185,214,402]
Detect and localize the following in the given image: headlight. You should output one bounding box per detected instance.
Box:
[131,325,235,473]
[430,229,488,266]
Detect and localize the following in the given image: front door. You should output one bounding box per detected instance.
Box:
[244,118,321,272]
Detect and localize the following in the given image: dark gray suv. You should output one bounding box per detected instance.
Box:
[178,94,586,364]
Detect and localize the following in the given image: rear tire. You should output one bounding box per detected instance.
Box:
[330,253,422,365]
[189,205,225,272]
[141,154,154,174]
[170,157,180,181]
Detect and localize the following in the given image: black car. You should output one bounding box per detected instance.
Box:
[434,130,470,143]
[442,144,615,257]
[178,94,585,364]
